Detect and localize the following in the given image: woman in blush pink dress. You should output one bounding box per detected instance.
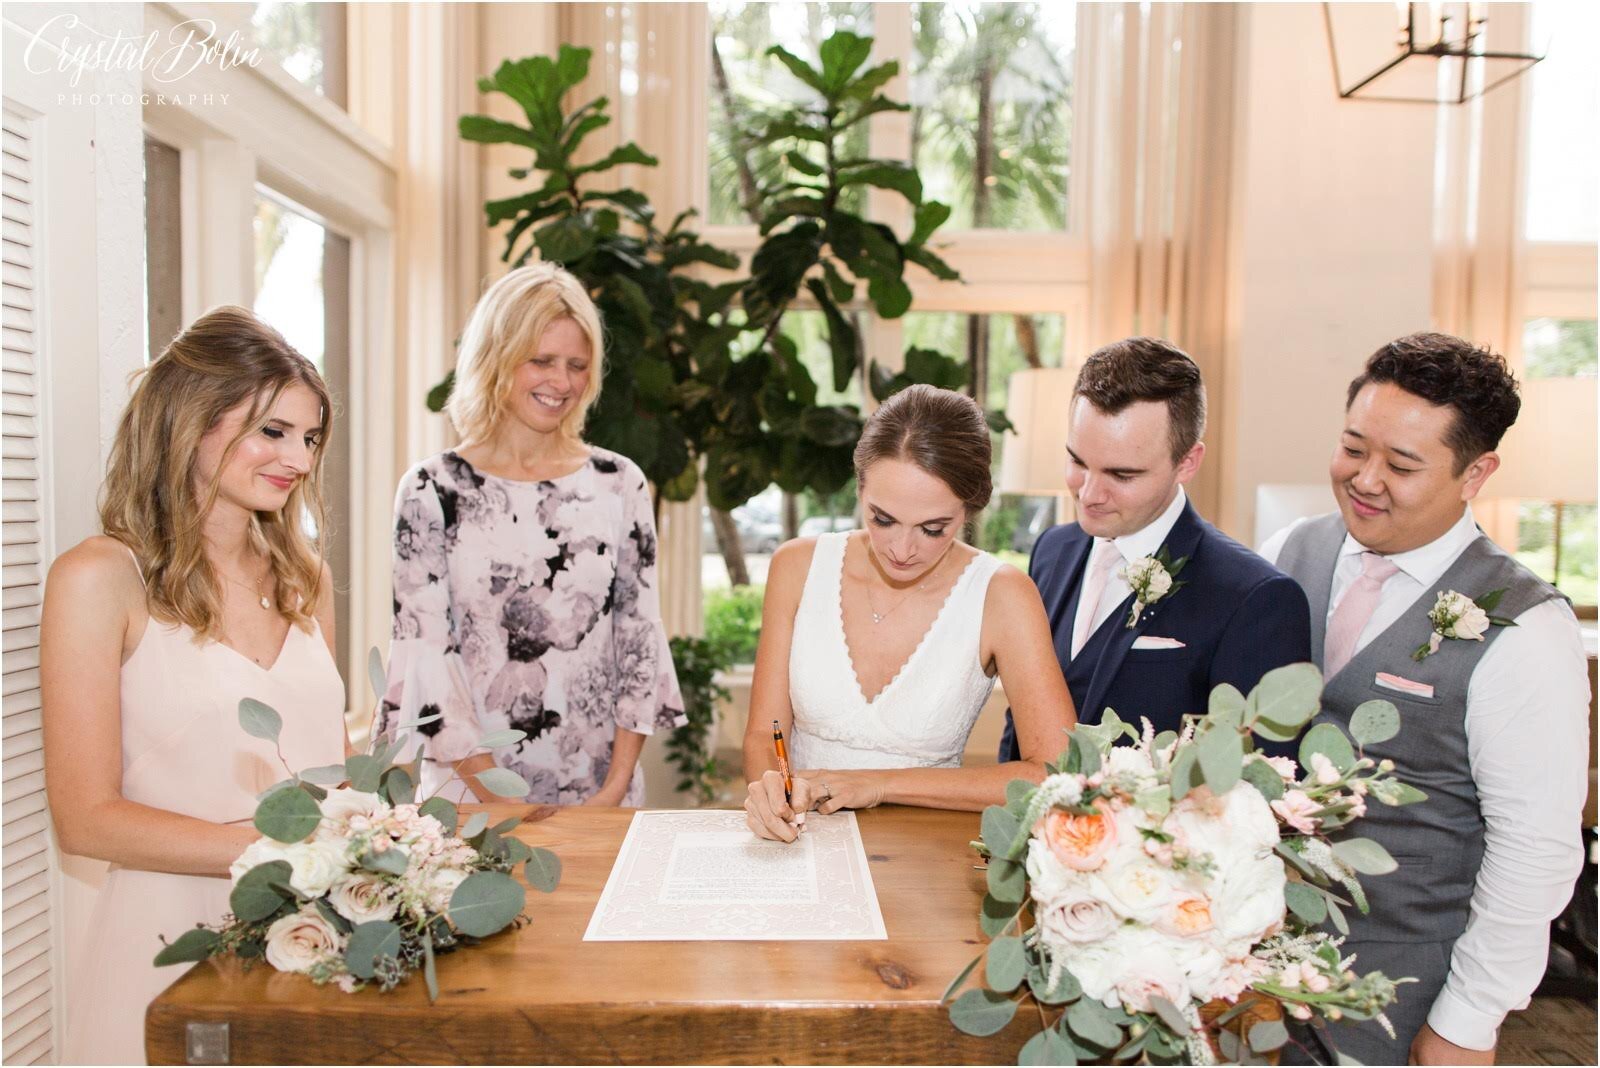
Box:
[41,308,349,1064]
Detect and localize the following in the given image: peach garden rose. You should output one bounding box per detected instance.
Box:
[1035,802,1119,872]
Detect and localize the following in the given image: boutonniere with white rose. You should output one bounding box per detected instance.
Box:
[1119,546,1189,628]
[1411,588,1516,661]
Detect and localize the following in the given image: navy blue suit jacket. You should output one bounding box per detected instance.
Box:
[998,500,1312,761]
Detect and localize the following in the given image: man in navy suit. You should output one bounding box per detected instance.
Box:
[998,338,1311,760]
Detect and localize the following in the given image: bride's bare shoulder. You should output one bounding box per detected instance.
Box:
[767,536,820,588]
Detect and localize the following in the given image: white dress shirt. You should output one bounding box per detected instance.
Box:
[1260,508,1590,1051]
[1071,487,1189,655]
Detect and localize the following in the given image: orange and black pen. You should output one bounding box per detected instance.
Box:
[772,720,793,806]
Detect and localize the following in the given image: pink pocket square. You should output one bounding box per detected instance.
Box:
[1131,636,1187,650]
[1374,672,1435,699]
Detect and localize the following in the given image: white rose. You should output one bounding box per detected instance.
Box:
[263,907,344,974]
[1039,893,1122,945]
[1059,931,1125,1007]
[320,788,383,822]
[281,839,351,897]
[1098,861,1177,925]
[329,873,399,924]
[1209,853,1287,945]
[230,838,289,885]
[1142,566,1173,600]
[1448,602,1490,641]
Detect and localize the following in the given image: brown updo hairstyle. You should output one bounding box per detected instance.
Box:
[853,384,993,514]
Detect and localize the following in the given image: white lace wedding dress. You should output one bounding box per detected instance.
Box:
[787,532,1002,769]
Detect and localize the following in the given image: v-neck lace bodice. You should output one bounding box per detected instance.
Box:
[787,532,1001,770]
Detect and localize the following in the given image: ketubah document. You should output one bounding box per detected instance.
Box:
[582,809,888,941]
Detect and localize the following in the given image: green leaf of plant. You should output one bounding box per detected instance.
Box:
[1026,956,1081,1004]
[1249,1018,1290,1052]
[1241,757,1286,801]
[1169,744,1203,801]
[345,920,402,980]
[1019,1027,1079,1066]
[535,215,597,263]
[458,114,541,150]
[910,201,952,246]
[817,31,874,96]
[838,162,923,204]
[949,988,1018,1037]
[1332,837,1398,875]
[943,952,982,1004]
[417,796,458,835]
[1005,779,1035,809]
[477,728,529,750]
[345,754,382,794]
[380,765,415,806]
[449,871,527,937]
[985,935,1026,992]
[524,847,562,893]
[867,273,912,319]
[238,698,283,743]
[765,45,826,94]
[422,928,439,1003]
[1327,894,1350,934]
[980,892,1022,938]
[315,896,353,935]
[1196,724,1243,795]
[1148,995,1191,1034]
[981,805,1021,859]
[1209,682,1246,722]
[366,647,386,703]
[299,764,348,786]
[230,860,295,923]
[804,278,861,392]
[1247,662,1323,730]
[1284,881,1328,925]
[986,858,1026,904]
[1299,721,1357,774]
[254,784,322,844]
[475,767,531,799]
[361,845,408,876]
[460,811,490,841]
[1349,700,1400,747]
[153,926,222,967]
[1065,997,1126,1050]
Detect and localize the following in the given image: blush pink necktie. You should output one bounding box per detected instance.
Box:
[1324,552,1401,678]
[1072,541,1123,659]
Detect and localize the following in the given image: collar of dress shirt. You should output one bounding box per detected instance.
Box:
[1338,506,1480,588]
[1103,486,1189,566]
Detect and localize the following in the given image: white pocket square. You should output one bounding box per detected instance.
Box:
[1374,672,1435,699]
[1131,636,1187,650]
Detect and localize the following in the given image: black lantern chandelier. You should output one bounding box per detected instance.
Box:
[1323,2,1545,104]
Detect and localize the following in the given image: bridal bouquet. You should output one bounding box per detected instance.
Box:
[947,664,1422,1064]
[154,653,559,1001]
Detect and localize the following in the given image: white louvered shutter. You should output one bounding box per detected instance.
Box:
[1,101,54,1067]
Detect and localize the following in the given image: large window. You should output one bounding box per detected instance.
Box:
[700,2,1086,646]
[251,2,348,107]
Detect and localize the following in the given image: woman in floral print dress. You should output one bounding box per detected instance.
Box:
[381,264,684,805]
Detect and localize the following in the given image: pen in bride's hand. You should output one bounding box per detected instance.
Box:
[772,720,793,807]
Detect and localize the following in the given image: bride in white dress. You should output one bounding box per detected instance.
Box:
[743,385,1078,841]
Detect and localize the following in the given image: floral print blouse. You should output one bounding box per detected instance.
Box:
[380,449,685,805]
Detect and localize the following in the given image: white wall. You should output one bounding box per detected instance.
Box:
[1217,3,1438,541]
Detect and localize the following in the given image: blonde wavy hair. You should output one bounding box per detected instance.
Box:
[100,307,332,640]
[446,263,606,447]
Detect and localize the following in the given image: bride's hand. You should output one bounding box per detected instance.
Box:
[796,769,885,814]
[743,770,823,843]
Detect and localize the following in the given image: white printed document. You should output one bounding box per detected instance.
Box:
[583,809,887,941]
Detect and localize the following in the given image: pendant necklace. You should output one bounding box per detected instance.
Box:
[220,567,273,610]
[864,546,949,625]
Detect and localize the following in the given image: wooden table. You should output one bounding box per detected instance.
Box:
[146,805,1040,1064]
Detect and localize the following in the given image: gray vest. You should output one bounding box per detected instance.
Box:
[1277,514,1565,945]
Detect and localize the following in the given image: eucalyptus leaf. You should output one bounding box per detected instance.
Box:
[1019,1027,1078,1066]
[1027,958,1081,1004]
[949,988,1018,1037]
[1284,881,1328,925]
[1247,663,1323,730]
[229,861,294,923]
[525,847,562,893]
[475,767,531,799]
[315,896,353,935]
[238,698,283,743]
[1327,895,1350,935]
[980,893,1022,938]
[423,928,439,1002]
[345,754,382,794]
[942,953,982,1004]
[477,729,529,750]
[1249,1018,1290,1052]
[1208,683,1246,721]
[1065,997,1125,1050]
[254,784,322,844]
[1349,700,1400,747]
[419,796,459,835]
[361,845,409,876]
[981,805,1021,860]
[1148,995,1191,1034]
[1169,744,1203,801]
[986,858,1025,904]
[153,927,222,967]
[985,935,1026,993]
[1299,722,1357,774]
[1331,837,1398,875]
[448,871,527,937]
[1241,758,1286,801]
[1195,724,1243,795]
[380,765,416,806]
[345,920,402,980]
[367,647,386,702]
[460,811,490,840]
[1004,779,1035,809]
[300,764,348,786]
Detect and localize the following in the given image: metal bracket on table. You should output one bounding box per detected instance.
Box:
[185,1021,230,1064]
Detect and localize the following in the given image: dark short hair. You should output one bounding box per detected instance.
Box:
[1074,337,1206,464]
[1345,332,1520,475]
[853,384,992,514]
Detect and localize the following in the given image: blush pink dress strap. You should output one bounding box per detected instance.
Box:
[62,545,346,1065]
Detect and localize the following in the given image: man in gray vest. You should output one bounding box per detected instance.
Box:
[1261,332,1589,1066]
